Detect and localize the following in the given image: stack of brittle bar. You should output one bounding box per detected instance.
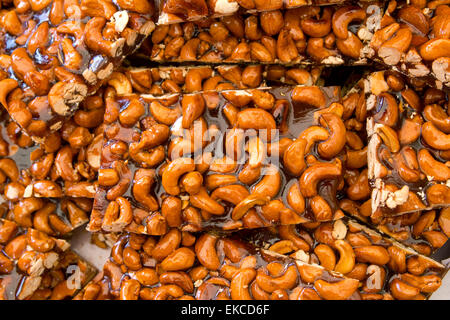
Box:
[0,0,448,300]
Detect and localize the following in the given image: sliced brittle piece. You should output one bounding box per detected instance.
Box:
[341,201,450,257]
[74,230,362,300]
[89,85,350,234]
[366,71,450,217]
[239,216,447,300]
[0,218,97,300]
[142,1,449,87]
[156,0,348,25]
[0,0,155,142]
[116,64,323,95]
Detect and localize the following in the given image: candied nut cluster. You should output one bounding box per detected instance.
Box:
[0,0,449,301]
[340,72,449,256]
[142,4,376,64]
[3,197,93,237]
[0,100,100,237]
[367,0,450,85]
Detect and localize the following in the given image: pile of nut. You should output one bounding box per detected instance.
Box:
[0,0,449,300]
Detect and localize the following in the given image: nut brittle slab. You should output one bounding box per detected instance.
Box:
[0,0,156,142]
[0,112,95,236]
[89,85,351,235]
[74,230,363,300]
[341,201,450,257]
[0,218,97,300]
[140,1,449,87]
[114,64,323,95]
[156,0,348,25]
[239,216,447,299]
[366,71,450,216]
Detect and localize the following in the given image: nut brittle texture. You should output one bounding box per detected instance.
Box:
[140,1,449,87]
[114,64,323,95]
[366,0,450,87]
[2,197,93,237]
[333,72,448,259]
[141,3,378,64]
[0,99,101,236]
[239,216,446,299]
[0,218,97,300]
[366,71,450,216]
[0,113,92,236]
[0,0,156,142]
[89,85,353,234]
[74,231,363,300]
[341,203,450,257]
[15,91,105,200]
[0,0,448,301]
[156,0,347,25]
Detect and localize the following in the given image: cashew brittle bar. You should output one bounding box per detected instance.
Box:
[364,0,450,88]
[74,230,363,300]
[2,197,93,237]
[239,216,447,299]
[366,71,450,216]
[339,73,370,208]
[0,218,97,300]
[141,3,379,65]
[341,202,450,257]
[324,74,449,259]
[141,0,449,87]
[89,85,354,235]
[0,0,155,142]
[156,0,347,25]
[114,64,323,95]
[0,97,103,236]
[366,208,450,257]
[0,114,101,201]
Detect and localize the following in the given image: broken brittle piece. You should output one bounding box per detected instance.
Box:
[366,71,450,216]
[89,85,350,234]
[0,218,97,299]
[0,0,155,142]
